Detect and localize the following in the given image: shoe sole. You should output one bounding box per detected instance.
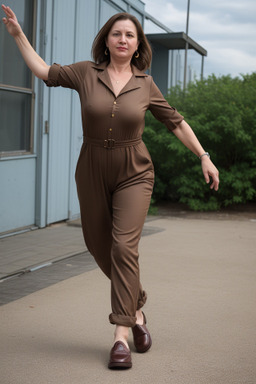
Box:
[108,362,132,369]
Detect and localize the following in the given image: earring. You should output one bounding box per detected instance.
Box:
[134,50,139,58]
[105,48,109,56]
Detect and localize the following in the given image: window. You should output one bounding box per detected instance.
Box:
[0,0,35,156]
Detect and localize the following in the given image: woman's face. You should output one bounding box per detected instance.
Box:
[106,19,139,62]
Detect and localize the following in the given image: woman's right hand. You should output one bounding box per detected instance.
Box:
[2,4,23,37]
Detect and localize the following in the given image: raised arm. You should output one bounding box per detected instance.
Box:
[2,4,49,80]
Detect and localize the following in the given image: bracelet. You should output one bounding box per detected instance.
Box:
[199,152,210,160]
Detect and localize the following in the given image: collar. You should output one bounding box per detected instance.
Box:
[91,61,148,97]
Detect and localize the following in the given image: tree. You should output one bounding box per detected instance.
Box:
[143,73,256,210]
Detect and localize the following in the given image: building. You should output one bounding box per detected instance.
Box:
[0,0,206,236]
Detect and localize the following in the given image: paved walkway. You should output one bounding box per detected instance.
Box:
[0,221,86,280]
[0,213,256,383]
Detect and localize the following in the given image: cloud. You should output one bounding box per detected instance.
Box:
[145,1,186,31]
[143,0,256,77]
[202,43,256,77]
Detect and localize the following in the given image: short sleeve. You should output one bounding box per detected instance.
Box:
[44,61,88,91]
[148,78,184,131]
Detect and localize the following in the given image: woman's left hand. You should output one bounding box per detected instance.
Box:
[172,120,219,191]
[201,156,219,191]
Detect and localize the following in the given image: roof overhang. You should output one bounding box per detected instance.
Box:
[146,32,207,57]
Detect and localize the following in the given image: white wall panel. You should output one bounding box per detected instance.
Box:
[0,158,36,233]
[110,0,128,11]
[75,0,99,62]
[46,0,75,224]
[100,0,122,27]
[67,0,99,220]
[127,0,144,12]
[130,6,143,23]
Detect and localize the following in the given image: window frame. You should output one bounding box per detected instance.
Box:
[0,0,36,158]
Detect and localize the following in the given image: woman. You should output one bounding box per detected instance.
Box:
[2,5,219,369]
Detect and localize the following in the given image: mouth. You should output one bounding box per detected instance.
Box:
[117,47,128,51]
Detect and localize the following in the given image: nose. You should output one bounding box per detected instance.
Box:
[119,34,126,44]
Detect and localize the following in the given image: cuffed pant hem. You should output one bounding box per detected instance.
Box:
[109,313,137,327]
[137,290,147,310]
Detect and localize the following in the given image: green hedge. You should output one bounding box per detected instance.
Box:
[143,73,256,211]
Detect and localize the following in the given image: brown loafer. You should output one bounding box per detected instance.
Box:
[108,341,132,369]
[132,312,152,353]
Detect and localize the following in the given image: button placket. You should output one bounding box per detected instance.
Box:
[108,99,117,139]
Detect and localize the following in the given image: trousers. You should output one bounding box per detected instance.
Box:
[75,137,154,327]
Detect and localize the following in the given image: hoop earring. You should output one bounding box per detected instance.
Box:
[105,48,109,56]
[134,50,139,59]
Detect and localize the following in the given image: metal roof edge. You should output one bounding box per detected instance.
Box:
[146,32,207,56]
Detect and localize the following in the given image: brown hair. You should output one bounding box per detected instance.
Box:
[92,13,152,71]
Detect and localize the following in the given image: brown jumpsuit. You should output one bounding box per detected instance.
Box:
[45,61,183,327]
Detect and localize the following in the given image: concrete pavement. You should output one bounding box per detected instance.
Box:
[0,215,256,383]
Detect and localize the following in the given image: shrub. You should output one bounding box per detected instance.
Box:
[143,73,256,210]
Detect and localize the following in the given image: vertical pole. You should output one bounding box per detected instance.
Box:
[170,50,173,88]
[201,55,204,81]
[183,0,190,90]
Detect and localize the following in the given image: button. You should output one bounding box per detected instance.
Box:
[109,128,112,132]
[113,101,117,105]
[111,113,115,117]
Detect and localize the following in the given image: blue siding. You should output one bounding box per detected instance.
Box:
[0,157,36,233]
[150,44,170,96]
[68,0,100,220]
[46,0,76,224]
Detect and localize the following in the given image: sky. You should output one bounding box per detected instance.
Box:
[142,0,256,78]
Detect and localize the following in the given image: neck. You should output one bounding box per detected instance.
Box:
[108,59,132,74]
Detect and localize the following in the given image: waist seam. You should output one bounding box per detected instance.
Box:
[83,136,142,149]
